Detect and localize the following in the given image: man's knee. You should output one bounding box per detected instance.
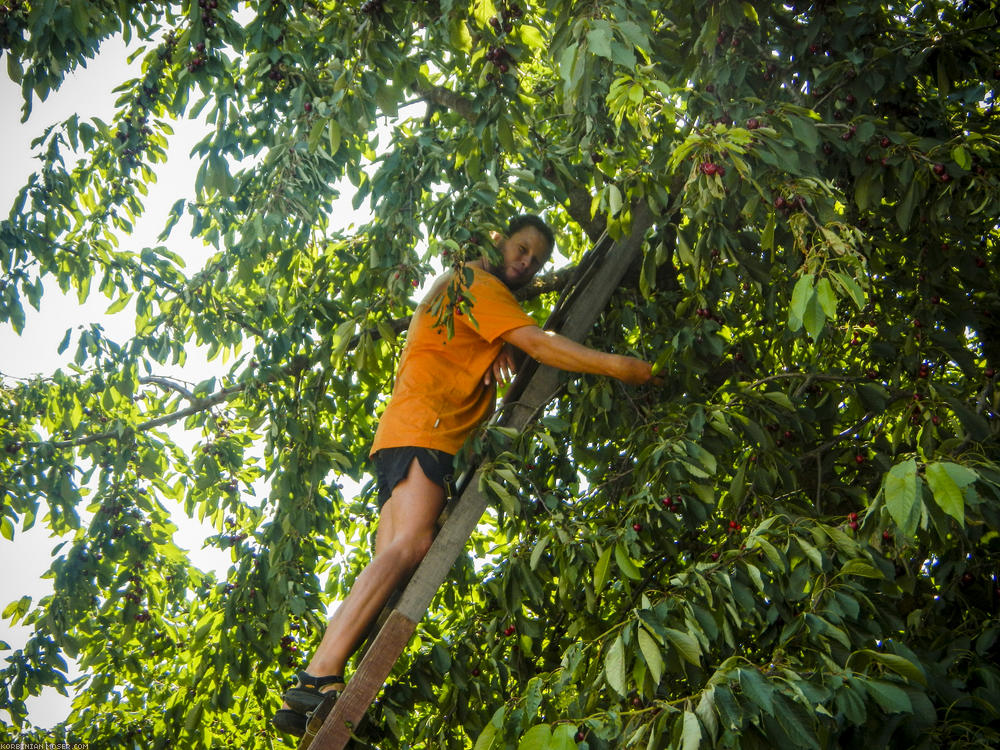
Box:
[392,531,435,572]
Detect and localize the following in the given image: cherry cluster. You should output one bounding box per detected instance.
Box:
[846,511,859,531]
[772,194,807,215]
[699,161,726,176]
[489,2,523,32]
[187,41,208,72]
[280,634,298,666]
[111,30,177,172]
[483,3,523,86]
[660,494,682,511]
[197,0,219,29]
[124,573,145,604]
[485,45,512,78]
[224,516,249,546]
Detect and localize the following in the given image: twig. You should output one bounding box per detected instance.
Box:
[137,375,196,401]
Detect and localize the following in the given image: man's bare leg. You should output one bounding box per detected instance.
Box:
[284,458,445,702]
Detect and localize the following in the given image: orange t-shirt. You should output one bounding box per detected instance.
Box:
[370,266,538,456]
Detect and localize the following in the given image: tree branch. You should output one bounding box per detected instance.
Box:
[412,81,475,123]
[137,376,196,401]
[49,383,244,449]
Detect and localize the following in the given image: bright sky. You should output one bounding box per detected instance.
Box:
[0,36,378,730]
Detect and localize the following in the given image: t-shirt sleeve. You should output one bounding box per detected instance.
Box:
[461,272,538,343]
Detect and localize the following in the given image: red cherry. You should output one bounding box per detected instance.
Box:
[932,163,946,176]
[848,520,859,531]
[728,520,738,529]
[855,454,865,465]
[304,102,312,112]
[746,118,760,129]
[882,530,891,541]
[880,136,890,148]
[632,523,642,532]
[710,552,720,561]
[985,369,996,378]
[472,668,481,676]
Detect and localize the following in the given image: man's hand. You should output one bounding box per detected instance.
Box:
[484,343,517,386]
[615,355,663,386]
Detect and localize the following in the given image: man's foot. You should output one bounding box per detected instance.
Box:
[282,671,346,714]
[272,708,308,737]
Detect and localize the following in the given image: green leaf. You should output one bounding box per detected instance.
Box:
[925,461,965,526]
[594,545,613,593]
[605,635,627,696]
[739,668,774,715]
[517,724,551,750]
[586,23,614,60]
[884,458,920,537]
[830,271,866,310]
[802,291,825,340]
[665,628,701,667]
[762,391,794,411]
[865,679,912,714]
[530,533,550,570]
[638,627,663,685]
[951,145,970,170]
[895,179,918,232]
[839,559,883,579]
[517,25,544,50]
[850,650,927,686]
[682,710,702,750]
[815,277,837,319]
[473,722,498,750]
[549,724,577,750]
[105,292,132,314]
[327,120,341,156]
[615,542,642,580]
[789,274,814,332]
[789,116,819,152]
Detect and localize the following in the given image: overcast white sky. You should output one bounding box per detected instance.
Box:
[0,35,377,730]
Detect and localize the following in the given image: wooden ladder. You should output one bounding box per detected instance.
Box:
[299,207,653,749]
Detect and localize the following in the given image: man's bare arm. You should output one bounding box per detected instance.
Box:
[502,325,657,386]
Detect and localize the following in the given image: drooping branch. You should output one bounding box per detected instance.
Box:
[48,383,244,449]
[28,263,581,451]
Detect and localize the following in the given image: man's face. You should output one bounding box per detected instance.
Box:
[494,226,551,290]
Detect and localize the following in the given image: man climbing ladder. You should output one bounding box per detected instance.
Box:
[273,214,658,737]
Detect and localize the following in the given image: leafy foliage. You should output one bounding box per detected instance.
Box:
[2,0,1000,748]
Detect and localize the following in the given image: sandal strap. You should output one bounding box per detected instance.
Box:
[295,671,345,689]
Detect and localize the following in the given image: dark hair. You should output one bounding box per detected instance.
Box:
[507,214,555,255]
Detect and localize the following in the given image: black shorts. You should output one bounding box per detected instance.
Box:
[372,447,456,511]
